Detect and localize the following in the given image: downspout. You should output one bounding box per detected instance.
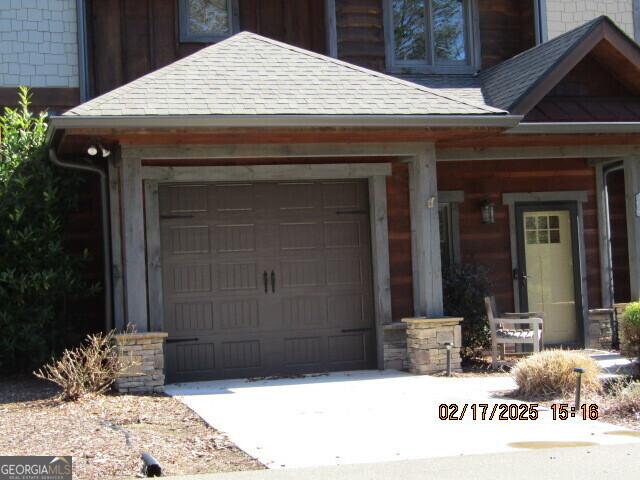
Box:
[49,149,112,332]
[75,0,90,102]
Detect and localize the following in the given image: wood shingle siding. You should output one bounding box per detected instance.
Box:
[437,159,602,313]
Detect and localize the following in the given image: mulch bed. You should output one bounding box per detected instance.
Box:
[0,378,264,479]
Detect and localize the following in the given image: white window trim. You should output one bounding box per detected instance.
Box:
[179,0,240,43]
[383,0,480,74]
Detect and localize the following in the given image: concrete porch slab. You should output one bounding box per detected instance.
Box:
[165,370,640,469]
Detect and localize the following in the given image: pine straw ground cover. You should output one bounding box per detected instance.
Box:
[0,378,264,479]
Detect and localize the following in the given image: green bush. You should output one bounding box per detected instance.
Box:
[0,87,93,373]
[620,302,640,359]
[442,263,492,359]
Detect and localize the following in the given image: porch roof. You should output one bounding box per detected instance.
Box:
[63,32,504,120]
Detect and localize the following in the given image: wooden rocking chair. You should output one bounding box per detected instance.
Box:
[484,297,544,368]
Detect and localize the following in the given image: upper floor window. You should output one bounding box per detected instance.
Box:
[179,0,237,43]
[385,0,477,73]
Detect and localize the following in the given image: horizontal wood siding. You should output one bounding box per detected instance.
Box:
[86,0,327,97]
[335,0,386,71]
[437,159,601,313]
[478,0,535,68]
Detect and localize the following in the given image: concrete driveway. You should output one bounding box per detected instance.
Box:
[165,370,640,469]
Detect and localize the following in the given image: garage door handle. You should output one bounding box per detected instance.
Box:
[270,270,276,293]
[263,271,268,293]
[166,337,199,344]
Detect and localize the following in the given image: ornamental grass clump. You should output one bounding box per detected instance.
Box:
[605,380,640,418]
[512,350,601,400]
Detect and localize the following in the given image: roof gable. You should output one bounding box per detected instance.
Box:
[480,16,640,115]
[66,32,503,117]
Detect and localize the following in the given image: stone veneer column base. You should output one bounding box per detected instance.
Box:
[114,332,168,394]
[383,322,408,370]
[402,317,463,375]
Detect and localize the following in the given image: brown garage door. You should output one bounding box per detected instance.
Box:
[159,180,376,382]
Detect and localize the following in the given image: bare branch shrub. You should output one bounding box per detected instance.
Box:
[34,330,135,401]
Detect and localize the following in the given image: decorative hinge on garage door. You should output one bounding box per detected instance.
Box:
[341,328,372,333]
[166,337,199,344]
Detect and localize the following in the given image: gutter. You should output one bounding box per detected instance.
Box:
[48,114,523,132]
[508,122,640,135]
[49,149,112,333]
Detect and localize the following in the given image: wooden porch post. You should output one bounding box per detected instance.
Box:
[120,149,149,331]
[624,157,640,301]
[408,144,444,317]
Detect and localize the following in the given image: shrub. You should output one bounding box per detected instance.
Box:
[442,263,492,358]
[34,331,131,401]
[0,87,93,373]
[512,350,601,400]
[620,302,640,359]
[604,380,640,417]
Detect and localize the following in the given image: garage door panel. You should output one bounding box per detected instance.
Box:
[324,220,362,248]
[173,342,216,374]
[282,296,328,328]
[170,263,212,294]
[221,340,262,369]
[217,262,259,291]
[166,225,211,255]
[160,184,209,214]
[280,258,326,288]
[170,302,215,332]
[274,182,322,212]
[214,223,257,253]
[279,222,322,250]
[212,183,257,213]
[284,337,323,367]
[326,257,363,286]
[321,181,362,209]
[218,299,260,330]
[328,334,368,363]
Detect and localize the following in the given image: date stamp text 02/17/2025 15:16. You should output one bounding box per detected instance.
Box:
[438,403,599,421]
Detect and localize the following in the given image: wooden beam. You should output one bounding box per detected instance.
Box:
[408,145,443,317]
[368,175,392,369]
[437,145,640,161]
[121,151,149,331]
[107,156,125,330]
[125,142,427,160]
[144,180,164,332]
[142,163,392,181]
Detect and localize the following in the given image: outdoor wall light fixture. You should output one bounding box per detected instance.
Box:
[87,144,111,158]
[480,200,496,224]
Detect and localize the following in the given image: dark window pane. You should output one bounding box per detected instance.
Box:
[526,230,537,245]
[549,215,559,228]
[525,217,536,229]
[538,230,549,244]
[188,0,230,36]
[393,0,427,60]
[537,216,548,229]
[549,229,560,244]
[432,0,467,62]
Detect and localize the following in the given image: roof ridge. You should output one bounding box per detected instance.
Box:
[239,31,503,114]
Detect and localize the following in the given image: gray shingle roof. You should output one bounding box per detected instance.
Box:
[480,17,604,111]
[65,32,504,117]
